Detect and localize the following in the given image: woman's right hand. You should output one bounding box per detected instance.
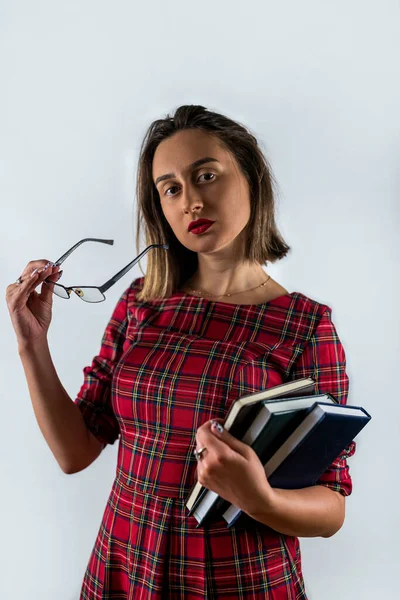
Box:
[5,260,63,351]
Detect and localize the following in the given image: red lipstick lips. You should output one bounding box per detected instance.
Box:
[188,219,215,232]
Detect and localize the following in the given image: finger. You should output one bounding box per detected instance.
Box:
[17,260,56,282]
[196,423,229,457]
[197,420,248,458]
[6,270,40,311]
[210,421,250,458]
[31,264,60,291]
[40,268,63,303]
[45,269,63,283]
[13,264,59,304]
[196,419,223,442]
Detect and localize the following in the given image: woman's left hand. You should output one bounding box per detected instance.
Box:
[194,418,276,516]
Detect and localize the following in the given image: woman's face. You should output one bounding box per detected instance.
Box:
[152,129,252,257]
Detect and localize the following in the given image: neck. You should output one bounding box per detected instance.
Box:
[185,264,269,297]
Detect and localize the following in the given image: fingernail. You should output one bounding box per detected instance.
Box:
[211,421,224,434]
[39,262,52,273]
[55,270,63,281]
[31,268,39,277]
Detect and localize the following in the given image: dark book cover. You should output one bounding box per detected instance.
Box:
[224,403,371,528]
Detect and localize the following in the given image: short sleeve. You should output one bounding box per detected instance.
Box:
[74,286,130,447]
[288,308,356,496]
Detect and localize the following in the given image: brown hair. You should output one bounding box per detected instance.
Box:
[135,104,290,302]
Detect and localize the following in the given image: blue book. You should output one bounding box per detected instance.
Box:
[222,402,371,528]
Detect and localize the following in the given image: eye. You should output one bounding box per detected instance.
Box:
[198,172,215,183]
[165,185,179,197]
[164,172,216,197]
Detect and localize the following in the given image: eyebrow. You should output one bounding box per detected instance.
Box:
[154,156,220,187]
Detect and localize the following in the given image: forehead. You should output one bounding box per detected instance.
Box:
[152,129,229,177]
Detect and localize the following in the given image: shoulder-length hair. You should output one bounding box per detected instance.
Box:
[135,104,290,302]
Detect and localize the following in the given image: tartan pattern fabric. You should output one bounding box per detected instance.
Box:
[74,277,355,599]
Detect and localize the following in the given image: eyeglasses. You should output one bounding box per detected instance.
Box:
[43,238,169,303]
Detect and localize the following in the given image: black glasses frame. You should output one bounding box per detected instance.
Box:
[44,238,169,303]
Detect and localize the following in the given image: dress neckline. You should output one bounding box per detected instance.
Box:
[176,289,298,309]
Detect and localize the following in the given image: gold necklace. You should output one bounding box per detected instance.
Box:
[186,275,271,298]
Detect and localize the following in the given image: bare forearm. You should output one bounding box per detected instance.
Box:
[247,484,345,538]
[18,339,91,473]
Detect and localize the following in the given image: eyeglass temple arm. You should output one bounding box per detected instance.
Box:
[99,244,169,294]
[53,238,114,266]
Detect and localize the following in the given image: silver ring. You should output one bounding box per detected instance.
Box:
[193,446,207,461]
[16,277,23,285]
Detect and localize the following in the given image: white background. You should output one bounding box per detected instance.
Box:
[1,1,399,598]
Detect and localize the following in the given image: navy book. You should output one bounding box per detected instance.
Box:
[222,402,371,528]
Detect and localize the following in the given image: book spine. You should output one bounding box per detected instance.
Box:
[187,485,210,517]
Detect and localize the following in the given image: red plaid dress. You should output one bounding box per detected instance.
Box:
[75,276,355,599]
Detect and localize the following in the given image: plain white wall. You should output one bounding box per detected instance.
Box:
[1,1,399,598]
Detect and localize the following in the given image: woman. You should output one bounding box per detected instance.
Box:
[6,105,355,599]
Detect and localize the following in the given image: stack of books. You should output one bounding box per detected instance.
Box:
[185,377,371,528]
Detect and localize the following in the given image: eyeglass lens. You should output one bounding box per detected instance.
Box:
[46,282,105,303]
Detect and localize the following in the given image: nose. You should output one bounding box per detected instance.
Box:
[181,181,204,213]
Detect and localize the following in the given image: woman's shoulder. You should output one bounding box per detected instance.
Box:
[131,276,145,293]
[254,278,332,317]
[291,290,332,315]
